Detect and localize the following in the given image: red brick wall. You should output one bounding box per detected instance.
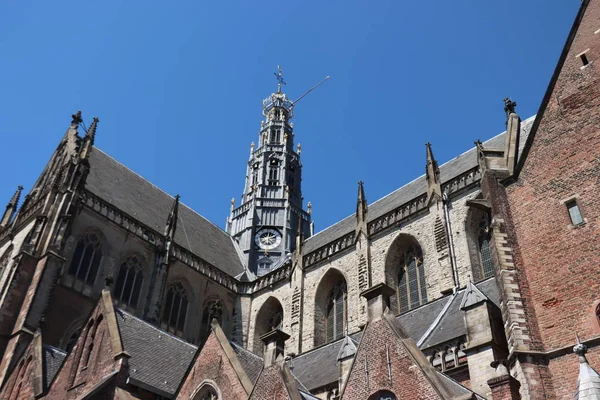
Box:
[248,365,288,400]
[0,342,35,400]
[177,331,249,400]
[498,0,600,396]
[44,301,124,400]
[342,318,442,400]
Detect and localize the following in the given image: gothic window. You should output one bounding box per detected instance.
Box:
[270,128,282,143]
[253,297,284,353]
[199,299,223,342]
[477,216,494,279]
[257,258,272,276]
[68,232,103,286]
[162,283,188,335]
[367,390,397,400]
[114,255,144,308]
[396,245,427,313]
[326,281,347,342]
[193,384,219,400]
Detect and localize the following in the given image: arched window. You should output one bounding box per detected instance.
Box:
[83,316,102,368]
[68,232,103,286]
[162,283,188,335]
[314,269,348,346]
[114,255,144,308]
[326,281,347,342]
[193,384,219,400]
[253,297,284,353]
[396,244,427,313]
[368,390,397,400]
[477,215,494,279]
[199,299,223,342]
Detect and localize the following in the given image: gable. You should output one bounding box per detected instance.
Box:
[177,322,253,400]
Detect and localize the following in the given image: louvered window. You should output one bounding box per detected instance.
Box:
[68,232,102,286]
[397,245,427,313]
[326,281,347,342]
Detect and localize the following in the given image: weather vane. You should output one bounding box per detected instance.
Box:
[274,65,286,91]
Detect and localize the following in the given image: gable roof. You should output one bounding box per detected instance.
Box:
[303,117,534,255]
[41,344,66,390]
[85,147,245,277]
[114,308,197,397]
[230,341,263,384]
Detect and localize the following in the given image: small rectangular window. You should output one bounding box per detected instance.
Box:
[580,53,589,66]
[567,200,584,225]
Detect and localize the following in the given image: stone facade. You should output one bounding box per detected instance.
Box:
[1,1,600,398]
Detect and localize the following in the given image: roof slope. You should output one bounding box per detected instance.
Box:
[304,117,534,254]
[231,341,263,384]
[86,148,245,277]
[42,344,66,390]
[114,308,197,396]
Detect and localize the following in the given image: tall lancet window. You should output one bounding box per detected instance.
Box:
[326,281,347,342]
[68,232,103,286]
[114,255,144,308]
[162,282,188,335]
[268,159,280,185]
[397,244,427,313]
[478,215,494,279]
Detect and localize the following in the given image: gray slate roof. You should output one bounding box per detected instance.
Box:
[303,116,535,254]
[231,341,263,384]
[436,370,485,399]
[86,148,245,277]
[114,308,197,396]
[42,344,66,390]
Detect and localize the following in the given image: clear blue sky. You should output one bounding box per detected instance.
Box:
[0,1,579,233]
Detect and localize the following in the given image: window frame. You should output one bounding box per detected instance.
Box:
[396,244,427,313]
[114,255,144,309]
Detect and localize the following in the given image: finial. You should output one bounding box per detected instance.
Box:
[307,201,312,215]
[71,110,82,127]
[290,122,294,128]
[297,143,302,155]
[283,132,288,141]
[250,142,255,153]
[10,185,23,207]
[574,335,589,363]
[274,65,286,93]
[104,275,114,288]
[357,181,368,221]
[503,98,517,119]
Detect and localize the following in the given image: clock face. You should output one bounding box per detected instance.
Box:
[255,229,282,250]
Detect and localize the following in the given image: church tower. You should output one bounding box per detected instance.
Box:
[227,68,312,276]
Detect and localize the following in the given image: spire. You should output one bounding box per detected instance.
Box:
[164,194,180,240]
[0,185,23,228]
[574,337,600,399]
[356,181,367,223]
[79,117,99,160]
[425,142,442,201]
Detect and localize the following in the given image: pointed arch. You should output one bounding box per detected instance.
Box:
[161,281,189,336]
[68,230,104,287]
[465,207,494,282]
[385,234,427,314]
[114,253,145,308]
[314,268,348,346]
[253,297,284,354]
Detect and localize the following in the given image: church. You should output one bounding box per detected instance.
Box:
[0,0,600,399]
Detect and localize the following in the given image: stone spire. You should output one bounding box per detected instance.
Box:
[356,181,367,223]
[425,142,442,201]
[574,337,600,399]
[0,185,23,228]
[79,117,99,160]
[164,195,180,240]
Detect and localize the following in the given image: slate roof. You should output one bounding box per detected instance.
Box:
[86,148,245,277]
[303,116,535,254]
[114,308,197,396]
[42,344,66,390]
[230,341,263,384]
[435,370,485,399]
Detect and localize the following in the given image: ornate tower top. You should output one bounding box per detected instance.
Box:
[263,66,295,121]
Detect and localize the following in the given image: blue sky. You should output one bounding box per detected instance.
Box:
[0,1,579,233]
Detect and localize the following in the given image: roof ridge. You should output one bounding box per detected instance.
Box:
[42,343,67,355]
[231,341,263,360]
[91,147,232,237]
[305,115,536,243]
[417,292,458,348]
[115,307,197,349]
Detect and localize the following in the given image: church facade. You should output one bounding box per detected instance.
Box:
[0,1,600,399]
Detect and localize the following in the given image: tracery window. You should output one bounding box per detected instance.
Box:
[477,215,494,279]
[200,299,223,342]
[114,255,144,308]
[326,281,347,342]
[68,232,103,286]
[162,283,188,335]
[397,244,427,313]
